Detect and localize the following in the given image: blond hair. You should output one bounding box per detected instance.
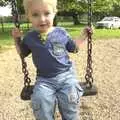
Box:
[23,0,57,14]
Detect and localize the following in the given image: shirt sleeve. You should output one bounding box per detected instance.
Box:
[66,33,79,53]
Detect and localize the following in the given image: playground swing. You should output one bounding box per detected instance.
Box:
[11,0,97,101]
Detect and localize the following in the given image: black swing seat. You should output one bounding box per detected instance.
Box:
[20,85,34,100]
[20,82,98,101]
[79,82,98,96]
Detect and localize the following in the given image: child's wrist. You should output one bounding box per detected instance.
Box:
[15,37,21,43]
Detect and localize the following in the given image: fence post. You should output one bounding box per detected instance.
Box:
[0,17,4,32]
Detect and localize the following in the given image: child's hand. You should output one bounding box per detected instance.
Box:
[12,28,23,55]
[74,26,93,48]
[12,27,23,40]
[82,26,93,40]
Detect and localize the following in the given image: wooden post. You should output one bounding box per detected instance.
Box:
[0,17,4,32]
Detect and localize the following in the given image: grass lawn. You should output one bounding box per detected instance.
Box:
[0,31,14,52]
[59,22,120,40]
[0,22,120,51]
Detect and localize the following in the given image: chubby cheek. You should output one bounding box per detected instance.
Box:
[32,19,41,28]
[47,14,55,25]
[31,22,37,28]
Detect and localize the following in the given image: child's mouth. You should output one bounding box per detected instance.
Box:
[40,24,47,27]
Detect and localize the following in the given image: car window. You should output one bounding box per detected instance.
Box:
[102,17,113,21]
[115,19,120,21]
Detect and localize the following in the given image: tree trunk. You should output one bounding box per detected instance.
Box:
[72,13,80,25]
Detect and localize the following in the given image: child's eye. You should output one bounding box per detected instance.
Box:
[44,12,51,16]
[32,13,39,17]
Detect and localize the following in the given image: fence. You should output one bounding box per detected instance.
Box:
[0,22,31,32]
[0,15,89,32]
[0,12,102,33]
[0,15,31,32]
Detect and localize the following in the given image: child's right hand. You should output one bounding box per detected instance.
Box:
[12,27,23,41]
[12,28,23,55]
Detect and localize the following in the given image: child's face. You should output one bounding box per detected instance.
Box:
[28,1,56,33]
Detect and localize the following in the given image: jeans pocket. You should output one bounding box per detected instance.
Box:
[75,83,84,102]
[68,84,83,104]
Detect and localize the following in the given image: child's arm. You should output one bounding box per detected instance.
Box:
[12,28,31,57]
[66,27,92,53]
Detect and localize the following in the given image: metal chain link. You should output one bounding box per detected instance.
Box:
[21,58,31,87]
[11,0,20,28]
[85,31,93,88]
[11,0,31,88]
[85,0,93,88]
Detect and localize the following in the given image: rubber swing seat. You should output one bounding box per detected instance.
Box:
[79,82,98,96]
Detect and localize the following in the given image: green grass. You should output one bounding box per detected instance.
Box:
[0,22,120,51]
[0,31,14,51]
[94,29,120,40]
[0,23,31,29]
[58,22,120,40]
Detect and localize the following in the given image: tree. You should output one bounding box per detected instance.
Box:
[112,0,120,17]
[0,0,5,6]
[92,0,120,21]
[0,0,24,14]
[58,0,88,25]
[58,0,120,23]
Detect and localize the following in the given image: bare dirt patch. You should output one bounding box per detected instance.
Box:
[0,39,120,120]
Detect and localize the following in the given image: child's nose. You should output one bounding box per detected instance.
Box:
[40,15,46,22]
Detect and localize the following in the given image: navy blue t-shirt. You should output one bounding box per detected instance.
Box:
[20,27,78,77]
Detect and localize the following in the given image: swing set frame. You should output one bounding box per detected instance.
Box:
[11,0,97,100]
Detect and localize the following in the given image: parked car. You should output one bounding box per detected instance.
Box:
[96,17,120,29]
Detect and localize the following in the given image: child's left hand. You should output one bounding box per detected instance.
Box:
[80,26,93,41]
[83,26,93,37]
[75,26,93,47]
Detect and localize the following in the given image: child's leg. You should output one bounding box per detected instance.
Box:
[31,77,56,120]
[57,74,83,120]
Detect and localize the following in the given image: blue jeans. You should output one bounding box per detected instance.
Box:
[31,68,83,120]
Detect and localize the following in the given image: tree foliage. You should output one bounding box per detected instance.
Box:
[58,0,87,13]
[0,0,9,6]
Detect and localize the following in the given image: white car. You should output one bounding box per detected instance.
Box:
[96,17,120,29]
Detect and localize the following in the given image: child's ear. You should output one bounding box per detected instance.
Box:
[54,8,58,15]
[54,10,58,17]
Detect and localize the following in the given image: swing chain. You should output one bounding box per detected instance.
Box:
[21,58,31,87]
[11,0,31,88]
[85,31,93,88]
[85,0,93,88]
[11,0,20,28]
